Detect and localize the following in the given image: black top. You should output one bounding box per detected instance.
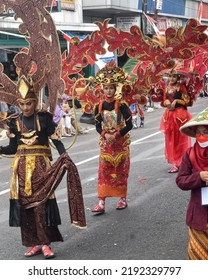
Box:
[0,111,65,156]
[94,100,133,136]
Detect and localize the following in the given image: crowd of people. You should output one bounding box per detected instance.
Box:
[49,95,89,137]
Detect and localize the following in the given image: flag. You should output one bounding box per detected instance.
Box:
[59,29,71,42]
[63,33,71,42]
[143,12,161,36]
[197,0,203,24]
[143,13,157,24]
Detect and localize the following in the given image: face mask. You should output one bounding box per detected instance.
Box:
[196,135,208,148]
[196,134,208,143]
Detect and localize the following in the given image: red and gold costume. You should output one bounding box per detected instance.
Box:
[95,99,132,198]
[91,61,133,212]
[160,76,192,168]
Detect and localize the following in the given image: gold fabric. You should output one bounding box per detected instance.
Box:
[25,155,36,195]
[101,150,129,167]
[10,145,52,198]
[10,157,20,199]
[188,226,208,260]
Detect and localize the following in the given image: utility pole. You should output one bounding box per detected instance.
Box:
[141,0,147,35]
[154,0,158,21]
[154,0,163,20]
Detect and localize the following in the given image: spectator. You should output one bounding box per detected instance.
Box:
[0,102,8,119]
[176,108,208,259]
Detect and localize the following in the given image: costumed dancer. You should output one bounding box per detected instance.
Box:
[160,71,192,173]
[0,76,86,259]
[91,61,133,214]
[176,108,208,259]
[0,1,86,259]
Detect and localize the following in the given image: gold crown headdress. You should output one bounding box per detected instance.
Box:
[0,1,65,117]
[17,75,38,102]
[94,60,127,85]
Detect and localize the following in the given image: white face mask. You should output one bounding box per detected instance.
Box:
[197,141,208,148]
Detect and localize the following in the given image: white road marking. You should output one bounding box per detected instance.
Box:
[0,130,162,196]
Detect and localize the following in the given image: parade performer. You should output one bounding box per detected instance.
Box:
[0,1,86,259]
[91,61,133,213]
[160,71,192,173]
[0,76,86,259]
[176,108,208,260]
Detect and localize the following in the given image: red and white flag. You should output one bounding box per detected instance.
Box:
[143,12,161,36]
[63,33,71,42]
[59,29,71,42]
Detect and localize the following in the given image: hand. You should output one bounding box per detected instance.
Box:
[200,171,208,182]
[170,100,177,110]
[105,133,116,144]
[164,99,171,107]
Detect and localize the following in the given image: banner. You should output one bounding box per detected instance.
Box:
[61,0,75,11]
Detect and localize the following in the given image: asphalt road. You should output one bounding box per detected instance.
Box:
[0,97,207,260]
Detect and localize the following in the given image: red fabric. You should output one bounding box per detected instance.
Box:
[97,134,130,198]
[138,107,144,117]
[160,107,192,166]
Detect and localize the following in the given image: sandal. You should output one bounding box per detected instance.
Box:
[24,245,42,257]
[91,204,105,214]
[116,198,127,210]
[168,165,179,173]
[42,245,55,259]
